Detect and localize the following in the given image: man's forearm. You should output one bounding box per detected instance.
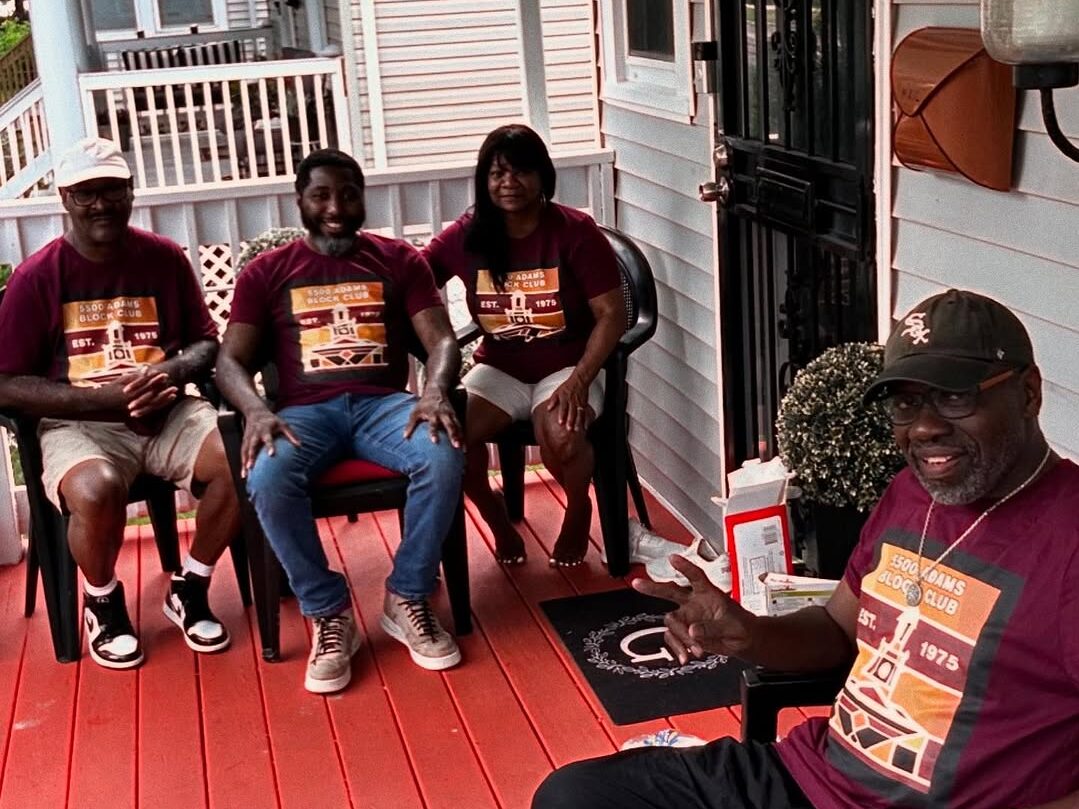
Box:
[214,352,270,418]
[0,375,114,420]
[740,606,856,672]
[156,339,218,386]
[422,336,460,394]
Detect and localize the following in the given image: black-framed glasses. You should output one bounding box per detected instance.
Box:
[883,368,1018,425]
[65,184,131,207]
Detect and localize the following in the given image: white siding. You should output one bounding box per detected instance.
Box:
[335,0,598,168]
[888,2,1079,462]
[600,2,723,538]
[226,0,270,28]
[325,0,342,44]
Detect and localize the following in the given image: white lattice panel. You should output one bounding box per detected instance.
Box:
[198,243,238,333]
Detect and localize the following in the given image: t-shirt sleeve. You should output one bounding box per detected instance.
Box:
[0,260,52,375]
[228,258,271,329]
[399,245,445,318]
[422,218,466,288]
[1060,535,1079,688]
[169,243,218,343]
[565,215,620,300]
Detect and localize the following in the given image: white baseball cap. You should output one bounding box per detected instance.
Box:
[54,137,132,188]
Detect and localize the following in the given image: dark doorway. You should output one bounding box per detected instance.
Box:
[712,1,877,469]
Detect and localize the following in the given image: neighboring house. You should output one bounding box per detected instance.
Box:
[0,0,1074,549]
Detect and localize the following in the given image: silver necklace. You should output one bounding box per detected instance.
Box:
[905,445,1053,607]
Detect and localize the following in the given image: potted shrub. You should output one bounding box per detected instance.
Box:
[776,342,904,578]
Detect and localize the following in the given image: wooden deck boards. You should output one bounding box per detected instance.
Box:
[0,472,827,808]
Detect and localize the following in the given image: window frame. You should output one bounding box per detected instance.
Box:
[92,0,228,42]
[599,0,695,121]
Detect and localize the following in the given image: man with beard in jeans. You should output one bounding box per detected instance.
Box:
[215,148,465,694]
[533,289,1078,809]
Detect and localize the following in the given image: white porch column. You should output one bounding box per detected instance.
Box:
[31,0,95,158]
[305,0,328,53]
[516,0,550,144]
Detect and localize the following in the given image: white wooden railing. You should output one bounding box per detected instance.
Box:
[79,57,351,191]
[0,78,50,200]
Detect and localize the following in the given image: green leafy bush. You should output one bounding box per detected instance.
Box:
[0,20,29,60]
[777,342,904,511]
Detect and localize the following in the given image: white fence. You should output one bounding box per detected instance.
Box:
[79,57,351,191]
[0,78,50,200]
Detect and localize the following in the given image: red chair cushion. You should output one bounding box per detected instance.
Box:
[314,459,403,487]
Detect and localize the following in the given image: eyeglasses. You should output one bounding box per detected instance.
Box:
[65,185,131,207]
[883,368,1018,425]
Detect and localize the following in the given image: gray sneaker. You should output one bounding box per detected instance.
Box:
[305,611,362,694]
[380,593,461,671]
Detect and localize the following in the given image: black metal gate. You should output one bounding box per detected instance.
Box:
[709,0,877,468]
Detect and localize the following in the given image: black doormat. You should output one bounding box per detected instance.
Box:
[540,588,749,725]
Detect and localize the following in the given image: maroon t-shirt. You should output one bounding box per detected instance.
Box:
[776,461,1079,809]
[0,229,217,384]
[423,203,619,384]
[228,234,443,408]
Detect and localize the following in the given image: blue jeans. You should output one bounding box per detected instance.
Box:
[245,392,464,617]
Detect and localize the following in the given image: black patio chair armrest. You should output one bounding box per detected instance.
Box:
[740,667,847,743]
[455,321,481,347]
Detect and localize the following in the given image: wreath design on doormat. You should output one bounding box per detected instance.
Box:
[582,612,729,679]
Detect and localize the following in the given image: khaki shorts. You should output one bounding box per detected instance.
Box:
[463,364,605,423]
[38,397,219,509]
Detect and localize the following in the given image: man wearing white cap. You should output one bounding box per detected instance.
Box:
[0,137,239,669]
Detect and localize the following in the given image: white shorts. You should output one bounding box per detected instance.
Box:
[463,364,605,423]
[38,397,219,508]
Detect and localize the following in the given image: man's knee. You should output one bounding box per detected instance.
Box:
[532,760,609,809]
[537,419,588,467]
[193,429,232,488]
[412,438,465,484]
[60,461,129,518]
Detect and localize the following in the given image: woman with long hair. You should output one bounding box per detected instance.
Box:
[424,124,625,567]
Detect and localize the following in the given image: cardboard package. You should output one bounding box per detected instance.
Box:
[710,458,793,616]
[761,572,840,617]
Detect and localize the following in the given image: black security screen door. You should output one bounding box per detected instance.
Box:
[712,0,876,468]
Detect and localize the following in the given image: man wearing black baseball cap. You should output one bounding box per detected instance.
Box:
[534,289,1078,809]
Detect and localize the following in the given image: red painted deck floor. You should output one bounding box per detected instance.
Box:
[0,471,826,809]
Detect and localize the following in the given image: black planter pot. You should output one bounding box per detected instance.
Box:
[805,503,869,579]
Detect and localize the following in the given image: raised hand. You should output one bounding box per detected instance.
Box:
[633,554,757,664]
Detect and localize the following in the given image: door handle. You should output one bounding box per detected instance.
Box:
[699,176,731,206]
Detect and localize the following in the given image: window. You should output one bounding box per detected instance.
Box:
[626,0,674,62]
[599,0,694,120]
[92,0,223,38]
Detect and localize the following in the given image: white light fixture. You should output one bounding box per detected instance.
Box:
[981,0,1079,162]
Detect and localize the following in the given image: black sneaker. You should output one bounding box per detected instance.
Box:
[84,582,144,670]
[163,572,231,653]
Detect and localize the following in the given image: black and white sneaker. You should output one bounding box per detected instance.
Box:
[163,572,231,653]
[84,582,144,670]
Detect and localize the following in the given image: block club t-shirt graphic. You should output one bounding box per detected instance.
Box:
[291,280,388,374]
[62,296,167,386]
[775,463,1079,809]
[475,265,566,343]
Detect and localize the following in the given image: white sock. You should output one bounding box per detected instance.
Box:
[182,556,214,579]
[84,577,119,597]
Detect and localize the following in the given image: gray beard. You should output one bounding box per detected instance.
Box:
[913,428,1025,505]
[309,233,356,257]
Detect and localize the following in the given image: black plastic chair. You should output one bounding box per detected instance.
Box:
[458,225,658,577]
[217,365,472,663]
[739,667,847,742]
[2,408,252,664]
